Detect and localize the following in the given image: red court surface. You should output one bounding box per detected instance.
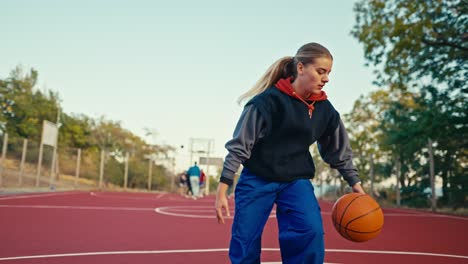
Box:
[0,191,467,263]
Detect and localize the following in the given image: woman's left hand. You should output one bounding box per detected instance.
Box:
[352,182,366,194]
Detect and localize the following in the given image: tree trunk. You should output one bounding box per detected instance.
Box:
[369,153,375,198]
[441,151,451,203]
[395,155,401,207]
[428,138,436,212]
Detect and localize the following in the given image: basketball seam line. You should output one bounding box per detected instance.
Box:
[346,206,381,225]
[338,194,366,236]
[336,222,383,233]
[342,227,383,234]
[344,206,382,236]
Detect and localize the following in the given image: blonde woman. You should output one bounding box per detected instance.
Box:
[215,42,365,264]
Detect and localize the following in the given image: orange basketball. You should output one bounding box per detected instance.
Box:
[331,193,384,242]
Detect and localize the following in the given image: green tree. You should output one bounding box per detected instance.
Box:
[0,66,178,191]
[342,91,401,202]
[59,113,93,149]
[352,0,467,92]
[0,66,59,140]
[352,0,467,208]
[411,86,467,207]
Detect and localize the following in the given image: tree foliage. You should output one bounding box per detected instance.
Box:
[0,66,175,191]
[352,0,467,92]
[350,0,467,209]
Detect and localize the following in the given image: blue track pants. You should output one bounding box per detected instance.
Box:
[229,168,324,264]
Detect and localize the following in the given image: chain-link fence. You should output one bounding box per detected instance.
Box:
[0,133,176,193]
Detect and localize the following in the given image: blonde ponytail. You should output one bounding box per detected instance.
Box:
[238,56,294,104]
[237,43,333,105]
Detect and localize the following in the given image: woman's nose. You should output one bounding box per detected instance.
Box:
[323,75,329,83]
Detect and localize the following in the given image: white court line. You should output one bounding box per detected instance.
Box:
[155,206,468,221]
[89,192,167,201]
[380,213,467,220]
[167,196,218,202]
[0,248,466,261]
[266,248,468,259]
[168,209,215,212]
[1,203,464,221]
[324,248,468,259]
[0,191,81,201]
[155,206,276,219]
[155,207,233,219]
[91,193,467,221]
[0,205,154,211]
[321,211,467,221]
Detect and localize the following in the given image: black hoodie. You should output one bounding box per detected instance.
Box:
[220,85,360,187]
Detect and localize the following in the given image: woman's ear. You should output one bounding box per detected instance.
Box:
[296,62,304,75]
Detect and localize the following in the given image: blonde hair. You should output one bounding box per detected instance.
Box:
[238,42,333,104]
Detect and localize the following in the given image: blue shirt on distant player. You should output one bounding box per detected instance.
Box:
[187,162,201,178]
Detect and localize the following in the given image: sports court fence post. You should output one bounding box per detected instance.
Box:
[19,139,28,186]
[124,152,129,190]
[99,150,105,189]
[36,130,44,187]
[49,146,57,188]
[171,157,175,192]
[147,158,152,191]
[0,133,8,187]
[74,148,81,189]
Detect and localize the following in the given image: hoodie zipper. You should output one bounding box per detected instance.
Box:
[292,92,316,119]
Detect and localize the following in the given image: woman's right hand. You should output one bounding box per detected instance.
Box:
[215,183,231,224]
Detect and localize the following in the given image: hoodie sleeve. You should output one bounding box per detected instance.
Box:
[317,119,361,187]
[220,104,266,186]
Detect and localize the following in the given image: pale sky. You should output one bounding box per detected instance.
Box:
[1,0,377,171]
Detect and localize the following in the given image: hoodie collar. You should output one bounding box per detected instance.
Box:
[274,77,328,119]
